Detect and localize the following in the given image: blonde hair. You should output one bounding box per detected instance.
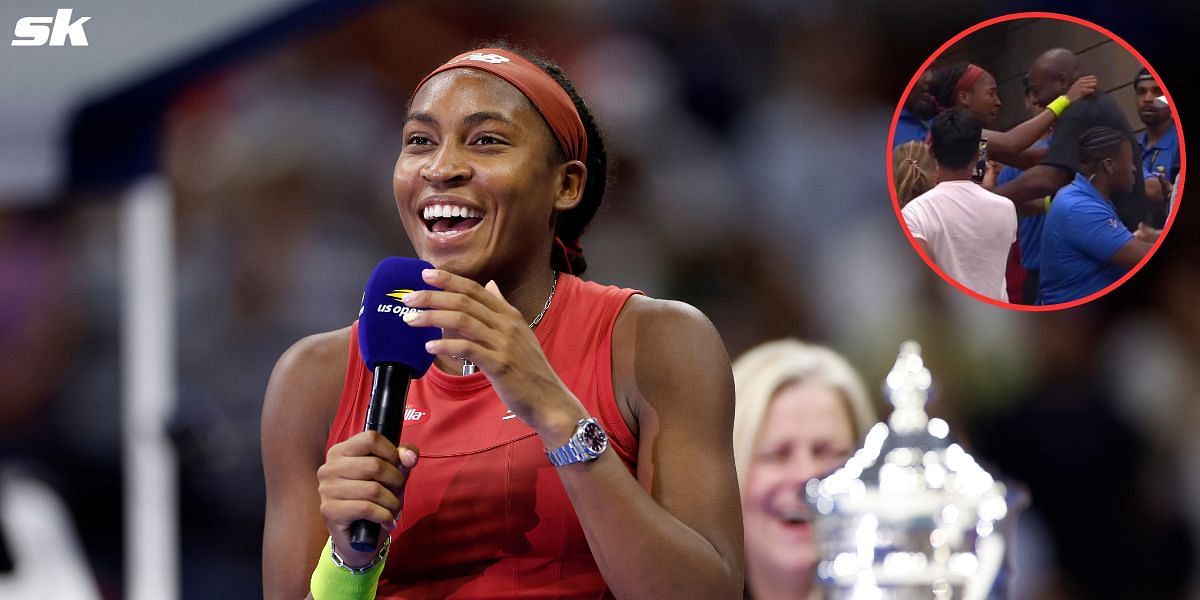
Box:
[731,339,877,491]
[893,141,935,207]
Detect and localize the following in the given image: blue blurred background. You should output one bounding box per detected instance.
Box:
[0,0,1195,598]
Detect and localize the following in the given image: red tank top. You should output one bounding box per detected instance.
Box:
[327,274,641,599]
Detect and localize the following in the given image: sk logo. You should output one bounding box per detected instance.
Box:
[12,9,90,47]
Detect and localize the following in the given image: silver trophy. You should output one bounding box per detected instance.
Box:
[805,341,1009,599]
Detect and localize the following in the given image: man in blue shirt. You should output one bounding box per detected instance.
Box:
[1135,68,1179,181]
[1134,68,1178,216]
[894,70,936,147]
[1039,127,1159,305]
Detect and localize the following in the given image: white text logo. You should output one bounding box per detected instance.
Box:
[404,408,429,424]
[451,52,510,65]
[12,9,90,47]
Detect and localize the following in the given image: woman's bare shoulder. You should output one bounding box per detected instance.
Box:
[263,326,354,459]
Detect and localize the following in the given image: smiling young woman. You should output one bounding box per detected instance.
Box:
[261,43,744,599]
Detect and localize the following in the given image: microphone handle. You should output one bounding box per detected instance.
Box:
[348,363,412,553]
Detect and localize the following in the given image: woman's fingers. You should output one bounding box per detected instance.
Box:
[402,289,494,324]
[318,435,421,563]
[319,479,403,516]
[424,338,506,374]
[398,444,420,470]
[419,269,520,316]
[319,499,398,532]
[402,307,497,346]
[328,430,402,465]
[318,455,408,493]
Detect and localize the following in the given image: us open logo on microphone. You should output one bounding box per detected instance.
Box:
[375,288,423,318]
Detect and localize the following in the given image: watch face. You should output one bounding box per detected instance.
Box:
[580,420,608,455]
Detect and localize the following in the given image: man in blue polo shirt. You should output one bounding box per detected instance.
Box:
[1135,68,1180,182]
[1039,127,1160,305]
[1134,68,1178,219]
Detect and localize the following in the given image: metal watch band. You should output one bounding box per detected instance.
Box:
[545,417,607,467]
[546,439,586,466]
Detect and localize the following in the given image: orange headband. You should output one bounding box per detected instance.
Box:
[413,48,588,164]
[954,64,986,97]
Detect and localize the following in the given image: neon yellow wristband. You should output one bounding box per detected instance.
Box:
[1043,196,1052,213]
[1047,95,1070,118]
[311,537,389,600]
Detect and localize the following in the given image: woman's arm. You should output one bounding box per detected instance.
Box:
[402,272,744,598]
[569,296,745,598]
[984,111,1056,165]
[985,75,1097,166]
[261,329,349,600]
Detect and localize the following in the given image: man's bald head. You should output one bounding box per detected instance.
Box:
[1028,48,1083,107]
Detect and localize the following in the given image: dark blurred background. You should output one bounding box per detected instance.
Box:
[0,0,1195,598]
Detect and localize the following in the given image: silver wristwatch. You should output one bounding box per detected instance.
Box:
[545,417,608,467]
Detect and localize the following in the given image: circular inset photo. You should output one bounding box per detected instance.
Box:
[888,12,1184,310]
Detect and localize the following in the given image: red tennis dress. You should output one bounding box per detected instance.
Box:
[326,274,641,598]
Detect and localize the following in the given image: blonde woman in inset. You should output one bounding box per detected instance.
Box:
[733,340,878,600]
[893,140,935,208]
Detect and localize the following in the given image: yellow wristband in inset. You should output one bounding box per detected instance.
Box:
[1047,95,1070,118]
[1043,196,1052,213]
[310,537,388,600]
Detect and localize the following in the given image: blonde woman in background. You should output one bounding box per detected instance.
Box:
[892,141,935,207]
[733,340,878,600]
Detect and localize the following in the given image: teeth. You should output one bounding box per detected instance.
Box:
[422,204,482,220]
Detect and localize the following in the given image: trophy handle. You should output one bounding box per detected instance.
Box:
[962,534,1004,600]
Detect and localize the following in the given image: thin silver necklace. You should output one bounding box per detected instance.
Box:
[453,271,558,376]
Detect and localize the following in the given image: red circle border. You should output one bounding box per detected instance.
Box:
[886,11,1186,312]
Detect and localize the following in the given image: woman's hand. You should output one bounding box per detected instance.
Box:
[1066,75,1098,103]
[317,431,419,567]
[400,269,585,440]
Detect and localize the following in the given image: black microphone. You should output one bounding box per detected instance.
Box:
[349,364,412,552]
[348,257,438,553]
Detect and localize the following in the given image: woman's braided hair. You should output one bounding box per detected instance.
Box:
[926,62,969,116]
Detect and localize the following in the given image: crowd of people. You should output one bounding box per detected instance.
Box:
[894,49,1179,305]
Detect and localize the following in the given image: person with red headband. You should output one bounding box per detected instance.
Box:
[922,61,1097,172]
[261,42,744,599]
